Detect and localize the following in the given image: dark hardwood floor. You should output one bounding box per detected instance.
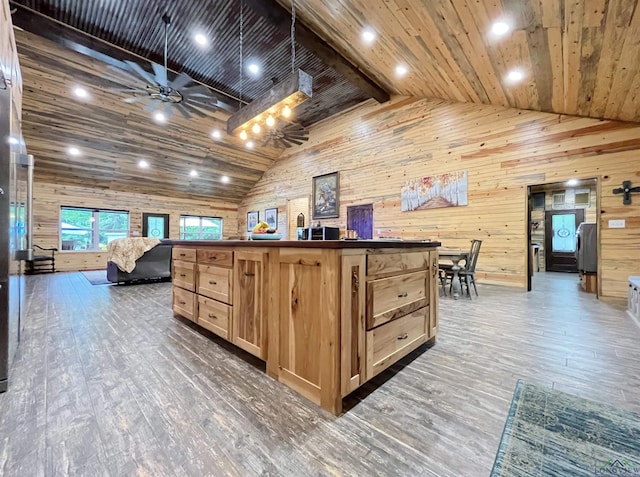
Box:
[1,271,638,476]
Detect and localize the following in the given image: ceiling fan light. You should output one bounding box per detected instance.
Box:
[239,130,248,141]
[266,115,275,127]
[252,123,261,134]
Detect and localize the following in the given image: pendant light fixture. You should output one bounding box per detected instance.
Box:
[226,0,313,137]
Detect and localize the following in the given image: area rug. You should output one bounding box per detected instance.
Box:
[81,269,111,286]
[491,380,640,477]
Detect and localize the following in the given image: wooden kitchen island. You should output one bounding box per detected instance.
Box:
[170,239,440,415]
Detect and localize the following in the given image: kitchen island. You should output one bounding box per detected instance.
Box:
[170,239,440,415]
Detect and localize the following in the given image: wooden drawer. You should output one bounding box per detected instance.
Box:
[366,270,428,329]
[198,296,230,339]
[366,307,428,380]
[367,251,430,277]
[198,265,233,304]
[197,248,233,267]
[173,260,196,291]
[173,287,196,322]
[173,248,196,262]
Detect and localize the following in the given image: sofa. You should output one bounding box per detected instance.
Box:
[106,240,172,284]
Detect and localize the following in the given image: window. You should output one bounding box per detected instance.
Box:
[552,190,565,208]
[532,192,545,209]
[60,207,129,251]
[575,188,591,207]
[180,215,222,240]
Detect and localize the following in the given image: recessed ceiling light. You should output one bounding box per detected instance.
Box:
[138,159,149,168]
[8,137,18,145]
[248,63,260,75]
[221,175,230,183]
[67,147,80,156]
[506,69,524,82]
[190,170,198,177]
[211,129,221,139]
[246,141,254,149]
[73,87,88,98]
[194,33,208,46]
[566,179,579,186]
[395,65,408,77]
[491,21,510,36]
[362,29,376,44]
[153,111,166,123]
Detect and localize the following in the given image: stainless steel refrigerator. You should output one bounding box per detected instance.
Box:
[1,82,33,393]
[576,222,597,273]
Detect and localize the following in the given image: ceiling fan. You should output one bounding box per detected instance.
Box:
[261,121,309,148]
[112,14,218,120]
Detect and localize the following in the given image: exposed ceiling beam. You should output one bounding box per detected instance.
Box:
[245,0,390,104]
[9,3,239,112]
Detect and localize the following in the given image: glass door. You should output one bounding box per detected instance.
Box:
[544,209,584,272]
[142,213,169,239]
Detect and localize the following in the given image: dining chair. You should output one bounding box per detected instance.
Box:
[458,239,482,297]
[25,244,58,274]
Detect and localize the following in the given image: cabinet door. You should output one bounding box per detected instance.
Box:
[232,250,267,359]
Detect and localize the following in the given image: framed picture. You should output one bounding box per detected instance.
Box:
[312,172,339,219]
[264,207,278,229]
[247,210,259,232]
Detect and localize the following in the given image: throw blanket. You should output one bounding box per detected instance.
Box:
[107,237,161,273]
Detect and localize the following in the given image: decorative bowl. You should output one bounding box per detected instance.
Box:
[250,233,282,240]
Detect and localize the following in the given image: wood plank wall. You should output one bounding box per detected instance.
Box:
[1,0,22,109]
[239,97,640,299]
[34,182,238,271]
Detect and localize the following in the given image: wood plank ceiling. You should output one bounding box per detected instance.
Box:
[8,0,640,202]
[9,0,388,201]
[283,0,640,123]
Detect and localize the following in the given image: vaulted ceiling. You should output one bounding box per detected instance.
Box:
[9,0,640,202]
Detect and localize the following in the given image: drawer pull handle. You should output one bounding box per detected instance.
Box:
[244,272,255,277]
[398,292,408,298]
[208,313,218,319]
[397,333,409,340]
[179,253,186,257]
[180,273,186,277]
[178,300,186,305]
[209,280,217,285]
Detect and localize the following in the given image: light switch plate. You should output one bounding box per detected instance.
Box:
[608,219,626,228]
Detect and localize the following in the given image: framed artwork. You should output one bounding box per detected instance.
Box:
[247,210,259,232]
[312,172,339,219]
[401,170,468,211]
[264,208,278,229]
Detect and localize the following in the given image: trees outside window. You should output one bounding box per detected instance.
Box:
[179,216,222,240]
[60,207,129,250]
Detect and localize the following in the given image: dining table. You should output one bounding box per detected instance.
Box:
[439,250,469,299]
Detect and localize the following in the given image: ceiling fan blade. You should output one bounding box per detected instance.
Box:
[284,138,304,146]
[123,95,149,104]
[144,102,159,113]
[175,103,192,120]
[152,62,168,87]
[181,103,210,118]
[109,87,142,93]
[124,60,158,86]
[180,84,213,97]
[170,72,194,91]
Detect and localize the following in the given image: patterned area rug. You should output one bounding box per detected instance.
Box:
[81,269,111,286]
[491,380,640,477]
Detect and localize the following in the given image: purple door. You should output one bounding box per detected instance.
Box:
[347,204,373,239]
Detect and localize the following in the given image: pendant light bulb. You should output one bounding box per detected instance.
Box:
[266,115,275,127]
[252,123,261,134]
[239,130,248,141]
[282,105,291,118]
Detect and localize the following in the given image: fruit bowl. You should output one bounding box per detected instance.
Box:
[250,233,282,240]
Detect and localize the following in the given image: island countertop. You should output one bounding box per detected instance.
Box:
[170,239,440,415]
[168,239,441,249]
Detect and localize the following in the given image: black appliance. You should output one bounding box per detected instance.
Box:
[576,222,597,273]
[305,226,340,240]
[1,84,32,393]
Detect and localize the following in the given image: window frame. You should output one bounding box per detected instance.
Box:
[60,206,130,251]
[179,215,223,240]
